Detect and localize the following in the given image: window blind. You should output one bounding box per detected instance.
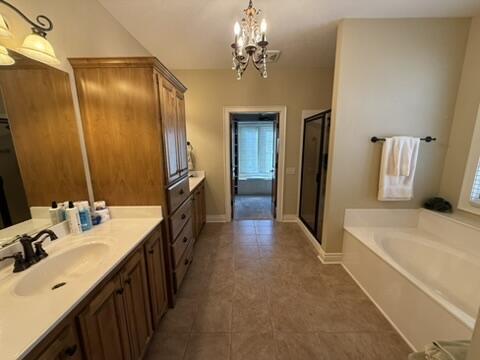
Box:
[470,158,480,204]
[238,122,274,179]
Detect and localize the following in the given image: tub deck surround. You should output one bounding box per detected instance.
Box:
[145,220,411,360]
[342,209,479,350]
[0,207,163,360]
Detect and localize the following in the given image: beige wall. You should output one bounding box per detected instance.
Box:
[324,19,470,253]
[173,68,334,217]
[439,17,480,224]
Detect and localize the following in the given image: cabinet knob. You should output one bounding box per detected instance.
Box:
[64,344,78,357]
[125,278,132,285]
[116,288,124,295]
[184,259,189,266]
[183,237,188,243]
[148,249,154,254]
[179,189,184,195]
[181,214,186,220]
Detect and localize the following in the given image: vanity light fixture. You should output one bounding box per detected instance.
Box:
[0,13,11,37]
[0,0,60,66]
[231,0,269,80]
[0,45,14,65]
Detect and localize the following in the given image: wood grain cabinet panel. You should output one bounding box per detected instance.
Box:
[36,324,82,360]
[175,92,188,177]
[121,249,153,359]
[145,229,168,328]
[78,276,131,360]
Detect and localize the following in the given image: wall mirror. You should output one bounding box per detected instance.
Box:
[459,104,480,215]
[0,50,89,247]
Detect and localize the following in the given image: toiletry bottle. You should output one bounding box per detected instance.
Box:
[66,201,82,234]
[49,201,62,225]
[75,202,90,232]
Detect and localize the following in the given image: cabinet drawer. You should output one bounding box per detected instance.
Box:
[169,197,192,241]
[167,176,190,211]
[36,324,82,360]
[171,218,194,266]
[174,242,194,290]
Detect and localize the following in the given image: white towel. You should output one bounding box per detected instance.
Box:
[390,136,419,176]
[378,137,420,201]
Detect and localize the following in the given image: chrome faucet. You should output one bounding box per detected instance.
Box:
[0,229,58,273]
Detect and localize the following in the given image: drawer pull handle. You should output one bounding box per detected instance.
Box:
[181,214,186,220]
[64,344,78,357]
[183,237,188,243]
[148,249,154,254]
[116,288,124,295]
[179,189,184,195]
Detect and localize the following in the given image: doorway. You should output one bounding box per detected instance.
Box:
[230,113,279,220]
[298,110,331,243]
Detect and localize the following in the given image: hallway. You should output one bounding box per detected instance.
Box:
[234,196,273,220]
[146,220,410,360]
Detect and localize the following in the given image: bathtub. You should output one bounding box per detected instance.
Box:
[342,209,480,350]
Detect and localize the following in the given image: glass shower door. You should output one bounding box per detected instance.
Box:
[299,110,331,243]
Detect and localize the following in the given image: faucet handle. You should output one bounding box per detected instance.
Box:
[34,242,48,261]
[0,252,27,273]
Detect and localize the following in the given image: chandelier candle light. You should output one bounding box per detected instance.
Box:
[231,0,269,80]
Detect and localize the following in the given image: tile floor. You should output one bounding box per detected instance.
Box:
[146,220,411,360]
[233,196,274,220]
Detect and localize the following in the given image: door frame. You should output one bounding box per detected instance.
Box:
[223,106,287,221]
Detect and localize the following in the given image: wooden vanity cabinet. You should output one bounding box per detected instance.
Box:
[144,228,168,328]
[78,276,130,360]
[35,324,82,360]
[191,180,206,240]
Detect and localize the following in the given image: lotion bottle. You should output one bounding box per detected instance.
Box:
[66,201,82,234]
[49,201,63,225]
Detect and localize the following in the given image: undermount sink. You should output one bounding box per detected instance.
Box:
[14,242,111,297]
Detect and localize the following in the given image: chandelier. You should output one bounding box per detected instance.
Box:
[231,0,268,80]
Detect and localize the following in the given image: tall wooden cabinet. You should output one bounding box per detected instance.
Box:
[70,57,194,304]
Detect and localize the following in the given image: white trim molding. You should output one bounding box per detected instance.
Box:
[206,215,228,223]
[223,106,287,222]
[297,217,343,264]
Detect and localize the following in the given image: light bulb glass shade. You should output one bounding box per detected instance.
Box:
[0,46,14,65]
[17,33,60,66]
[234,22,241,35]
[260,18,267,33]
[237,37,244,47]
[0,14,12,37]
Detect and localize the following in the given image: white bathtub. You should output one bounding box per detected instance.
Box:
[342,209,480,350]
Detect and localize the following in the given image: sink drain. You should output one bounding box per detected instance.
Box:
[51,282,67,290]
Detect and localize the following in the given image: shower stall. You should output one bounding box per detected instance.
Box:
[298,110,331,243]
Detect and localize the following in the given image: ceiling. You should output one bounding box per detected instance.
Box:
[99,0,480,69]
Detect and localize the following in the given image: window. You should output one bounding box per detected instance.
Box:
[470,159,480,206]
[238,122,274,179]
[459,104,480,214]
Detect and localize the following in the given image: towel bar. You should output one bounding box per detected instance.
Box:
[370,136,436,143]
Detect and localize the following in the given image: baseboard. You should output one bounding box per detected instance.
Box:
[206,215,228,223]
[296,218,343,264]
[280,214,298,222]
[341,264,416,351]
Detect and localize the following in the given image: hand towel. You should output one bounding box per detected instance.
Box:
[378,137,420,201]
[390,136,420,176]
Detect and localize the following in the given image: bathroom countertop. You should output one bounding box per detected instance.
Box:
[0,215,163,360]
[189,170,205,192]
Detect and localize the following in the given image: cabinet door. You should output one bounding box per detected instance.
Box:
[121,249,153,359]
[158,76,180,184]
[175,92,188,176]
[78,276,131,360]
[145,229,168,327]
[36,324,82,360]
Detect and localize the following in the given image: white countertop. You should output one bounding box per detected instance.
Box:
[0,216,162,359]
[189,171,205,192]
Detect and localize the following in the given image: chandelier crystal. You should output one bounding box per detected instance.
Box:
[231,0,269,80]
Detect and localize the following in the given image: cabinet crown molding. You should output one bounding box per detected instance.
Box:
[68,57,187,93]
